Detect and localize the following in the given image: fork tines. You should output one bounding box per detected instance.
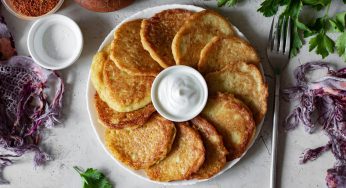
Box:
[268,16,291,54]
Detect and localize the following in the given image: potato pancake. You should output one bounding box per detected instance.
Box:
[141,9,194,68]
[110,19,162,76]
[103,58,154,112]
[172,10,235,68]
[105,114,176,170]
[198,36,260,74]
[205,62,268,124]
[145,122,205,181]
[201,93,256,161]
[94,93,155,129]
[189,116,228,179]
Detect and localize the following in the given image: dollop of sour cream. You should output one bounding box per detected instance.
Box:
[152,66,208,122]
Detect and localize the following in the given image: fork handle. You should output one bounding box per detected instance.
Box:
[270,74,280,188]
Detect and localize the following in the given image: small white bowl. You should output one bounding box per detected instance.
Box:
[151,65,208,122]
[27,14,83,70]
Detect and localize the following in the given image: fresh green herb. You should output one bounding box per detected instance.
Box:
[302,0,331,10]
[309,32,335,58]
[74,166,112,188]
[217,0,346,60]
[332,12,346,60]
[257,0,283,17]
[279,0,307,57]
[336,32,346,60]
[217,0,238,7]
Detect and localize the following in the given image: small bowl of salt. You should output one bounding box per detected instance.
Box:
[27,14,83,70]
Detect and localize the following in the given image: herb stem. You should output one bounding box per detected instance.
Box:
[73,166,83,174]
[324,2,331,18]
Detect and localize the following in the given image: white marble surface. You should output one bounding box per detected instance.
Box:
[1,0,345,188]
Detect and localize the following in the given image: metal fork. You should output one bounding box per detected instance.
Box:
[266,16,291,188]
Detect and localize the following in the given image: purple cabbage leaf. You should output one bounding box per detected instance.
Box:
[283,62,346,188]
[0,56,64,183]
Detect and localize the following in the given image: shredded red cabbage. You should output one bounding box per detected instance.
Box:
[0,56,64,183]
[326,165,346,188]
[0,9,64,184]
[283,62,346,188]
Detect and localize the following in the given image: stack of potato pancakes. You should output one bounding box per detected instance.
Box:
[91,9,268,182]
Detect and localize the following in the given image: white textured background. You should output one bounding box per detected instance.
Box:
[1,0,346,187]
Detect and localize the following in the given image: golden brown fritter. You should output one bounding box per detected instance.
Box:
[94,93,156,129]
[141,9,194,68]
[90,44,111,101]
[189,116,228,179]
[201,93,256,161]
[105,114,176,170]
[145,122,205,182]
[172,10,235,68]
[198,36,260,74]
[103,57,154,112]
[110,19,162,76]
[205,62,268,124]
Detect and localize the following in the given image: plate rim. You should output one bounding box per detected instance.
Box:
[86,4,265,186]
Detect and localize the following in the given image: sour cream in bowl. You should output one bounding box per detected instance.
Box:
[151,65,208,122]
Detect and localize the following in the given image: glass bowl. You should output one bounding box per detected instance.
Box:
[1,0,64,21]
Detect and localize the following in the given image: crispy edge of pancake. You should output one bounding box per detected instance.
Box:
[105,114,176,170]
[198,36,261,74]
[205,62,268,124]
[94,93,156,129]
[102,57,154,112]
[110,19,162,77]
[141,9,194,68]
[171,10,235,68]
[189,116,228,180]
[145,122,205,182]
[201,93,256,161]
[90,44,112,101]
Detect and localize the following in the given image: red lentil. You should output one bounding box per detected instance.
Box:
[9,0,60,17]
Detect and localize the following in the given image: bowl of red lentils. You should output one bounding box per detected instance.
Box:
[1,0,64,20]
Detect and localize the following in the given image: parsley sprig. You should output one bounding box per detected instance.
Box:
[217,0,346,60]
[74,166,112,188]
[218,0,238,7]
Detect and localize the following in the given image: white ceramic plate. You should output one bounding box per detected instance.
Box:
[86,4,264,186]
